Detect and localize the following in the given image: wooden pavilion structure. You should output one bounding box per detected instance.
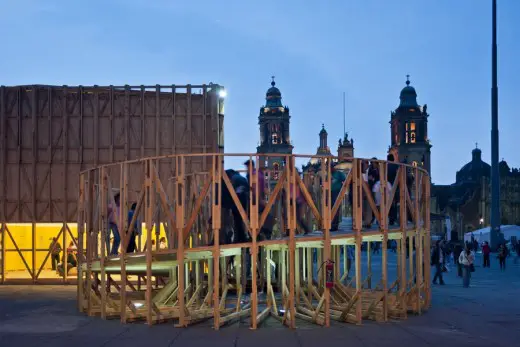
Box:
[77,152,431,329]
[0,84,224,283]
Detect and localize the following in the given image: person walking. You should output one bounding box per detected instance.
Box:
[431,240,445,285]
[497,243,507,271]
[458,245,475,288]
[107,193,121,255]
[482,241,491,268]
[126,202,141,253]
[49,237,62,272]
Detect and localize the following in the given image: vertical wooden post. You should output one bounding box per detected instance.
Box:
[63,86,70,282]
[31,86,37,283]
[202,85,208,171]
[176,156,187,327]
[413,168,421,314]
[120,162,128,323]
[249,156,259,329]
[100,167,108,319]
[77,173,86,311]
[212,155,222,329]
[86,170,95,316]
[352,159,363,324]
[399,166,408,318]
[423,173,431,308]
[93,87,99,167]
[287,155,297,328]
[321,157,331,327]
[145,160,154,325]
[379,161,389,321]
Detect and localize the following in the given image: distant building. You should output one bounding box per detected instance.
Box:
[388,76,431,174]
[431,146,520,240]
[256,77,293,179]
[301,124,355,173]
[316,124,332,156]
[337,132,354,163]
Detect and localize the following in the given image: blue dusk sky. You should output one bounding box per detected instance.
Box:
[1,0,518,185]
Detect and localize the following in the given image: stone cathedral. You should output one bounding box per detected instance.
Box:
[388,76,431,173]
[256,78,293,177]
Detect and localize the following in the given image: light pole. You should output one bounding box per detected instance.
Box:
[490,0,501,249]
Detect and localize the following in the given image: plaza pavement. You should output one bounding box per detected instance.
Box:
[0,253,519,347]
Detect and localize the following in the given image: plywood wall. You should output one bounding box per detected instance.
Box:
[0,84,224,223]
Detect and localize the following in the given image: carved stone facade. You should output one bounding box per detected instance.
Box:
[431,146,520,240]
[389,76,431,174]
[256,78,293,175]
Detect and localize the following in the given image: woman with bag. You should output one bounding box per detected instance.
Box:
[458,245,475,288]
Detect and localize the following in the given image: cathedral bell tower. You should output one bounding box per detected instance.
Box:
[316,124,331,156]
[338,132,354,162]
[257,77,293,177]
[389,76,431,173]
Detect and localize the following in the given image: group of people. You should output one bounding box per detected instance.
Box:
[431,238,515,288]
[49,238,78,276]
[105,193,168,255]
[431,240,475,288]
[354,154,414,229]
[101,156,415,257]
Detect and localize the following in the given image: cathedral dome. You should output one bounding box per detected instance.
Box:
[399,76,419,108]
[319,124,327,135]
[457,146,490,183]
[266,82,281,98]
[265,78,283,107]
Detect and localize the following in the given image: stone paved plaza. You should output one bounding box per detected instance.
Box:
[1,253,519,347]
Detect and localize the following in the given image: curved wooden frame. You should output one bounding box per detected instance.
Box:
[77,153,431,329]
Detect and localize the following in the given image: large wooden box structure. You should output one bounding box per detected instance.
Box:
[0,84,225,282]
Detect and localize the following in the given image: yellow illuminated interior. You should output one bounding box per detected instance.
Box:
[1,223,169,273]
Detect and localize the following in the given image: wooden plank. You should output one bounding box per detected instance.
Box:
[176,157,187,327]
[120,162,128,323]
[379,161,389,321]
[399,167,408,318]
[63,86,70,281]
[98,167,107,319]
[145,160,154,325]
[212,155,221,329]
[31,86,37,282]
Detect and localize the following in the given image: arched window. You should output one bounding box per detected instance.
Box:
[272,133,279,144]
[273,163,280,180]
[405,121,416,144]
[393,121,399,145]
[412,161,418,167]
